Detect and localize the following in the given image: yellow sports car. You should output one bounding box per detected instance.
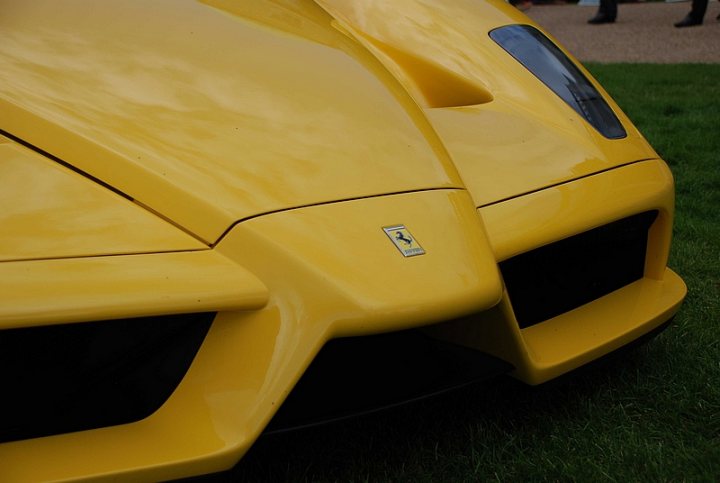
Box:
[0,0,686,480]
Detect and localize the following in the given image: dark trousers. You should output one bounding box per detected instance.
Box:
[688,0,709,20]
[599,0,617,19]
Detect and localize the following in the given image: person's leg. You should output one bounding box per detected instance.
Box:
[675,0,708,27]
[689,0,709,19]
[588,0,616,24]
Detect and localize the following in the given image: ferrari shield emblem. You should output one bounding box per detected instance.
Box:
[383,225,425,257]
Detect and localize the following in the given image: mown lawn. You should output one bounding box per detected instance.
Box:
[202,64,720,482]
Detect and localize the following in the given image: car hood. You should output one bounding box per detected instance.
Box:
[314,0,659,207]
[0,0,466,243]
[0,0,657,244]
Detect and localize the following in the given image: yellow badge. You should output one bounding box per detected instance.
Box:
[383,225,425,257]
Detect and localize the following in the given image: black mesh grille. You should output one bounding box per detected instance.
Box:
[0,313,214,443]
[499,211,657,329]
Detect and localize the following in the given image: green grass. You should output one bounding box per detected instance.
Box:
[202,65,720,482]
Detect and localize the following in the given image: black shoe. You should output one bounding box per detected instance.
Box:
[674,14,702,27]
[588,12,616,24]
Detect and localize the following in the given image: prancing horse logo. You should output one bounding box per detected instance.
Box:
[383,225,425,257]
[395,231,413,246]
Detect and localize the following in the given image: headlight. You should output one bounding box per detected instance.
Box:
[490,24,626,139]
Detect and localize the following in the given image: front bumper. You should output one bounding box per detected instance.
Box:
[429,158,686,384]
[0,159,685,481]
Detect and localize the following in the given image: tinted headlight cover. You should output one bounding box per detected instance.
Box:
[490,25,626,139]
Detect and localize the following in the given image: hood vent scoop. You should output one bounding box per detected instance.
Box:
[333,21,494,109]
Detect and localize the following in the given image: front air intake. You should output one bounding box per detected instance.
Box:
[265,329,513,433]
[0,313,214,443]
[500,211,658,328]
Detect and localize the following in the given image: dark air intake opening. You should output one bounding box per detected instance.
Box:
[499,211,657,329]
[264,329,513,434]
[0,312,214,443]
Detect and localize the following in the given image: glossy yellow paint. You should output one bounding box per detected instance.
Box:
[429,269,685,385]
[480,159,675,265]
[317,0,660,206]
[0,135,205,261]
[222,189,502,339]
[350,30,496,108]
[426,159,686,384]
[0,0,464,243]
[0,250,268,330]
[0,163,686,478]
[2,0,661,243]
[0,0,687,480]
[0,189,503,481]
